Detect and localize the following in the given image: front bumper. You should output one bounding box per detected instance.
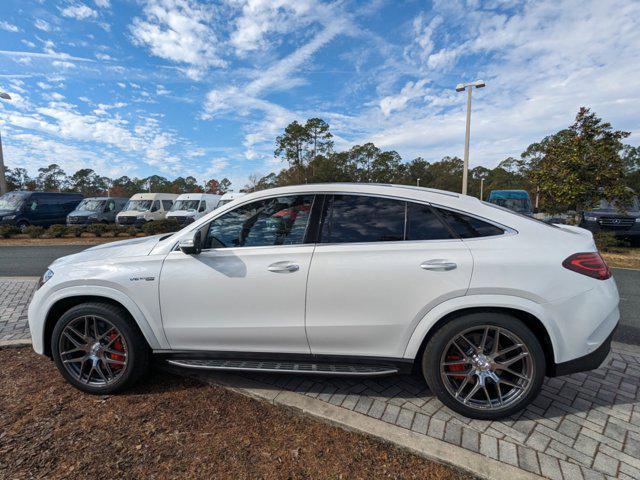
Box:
[550,327,616,377]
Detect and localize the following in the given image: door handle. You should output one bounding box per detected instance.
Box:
[420,259,457,271]
[267,261,300,273]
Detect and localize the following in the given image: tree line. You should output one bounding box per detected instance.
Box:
[5,107,639,213]
[5,165,233,198]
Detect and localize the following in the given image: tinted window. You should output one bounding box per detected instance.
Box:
[151,200,160,212]
[199,201,206,212]
[205,195,314,249]
[320,195,405,243]
[435,207,504,238]
[406,202,453,240]
[162,200,173,211]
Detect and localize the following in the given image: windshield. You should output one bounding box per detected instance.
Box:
[124,200,152,212]
[76,199,105,212]
[598,197,640,212]
[491,198,531,213]
[0,194,25,211]
[171,199,200,211]
[483,201,558,229]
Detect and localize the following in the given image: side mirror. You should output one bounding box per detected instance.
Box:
[178,230,202,255]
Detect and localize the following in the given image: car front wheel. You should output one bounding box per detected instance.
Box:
[51,302,149,394]
[422,312,545,420]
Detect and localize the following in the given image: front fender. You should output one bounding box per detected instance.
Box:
[402,294,561,361]
[28,283,169,355]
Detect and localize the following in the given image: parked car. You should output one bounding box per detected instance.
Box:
[28,183,619,419]
[67,197,128,225]
[487,190,533,216]
[579,196,640,246]
[216,191,246,207]
[165,193,222,226]
[0,191,83,231]
[115,193,178,226]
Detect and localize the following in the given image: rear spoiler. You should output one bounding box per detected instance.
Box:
[553,224,594,240]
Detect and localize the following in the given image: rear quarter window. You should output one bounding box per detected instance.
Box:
[434,207,504,238]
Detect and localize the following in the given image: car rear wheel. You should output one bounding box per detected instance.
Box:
[51,302,149,394]
[422,312,545,420]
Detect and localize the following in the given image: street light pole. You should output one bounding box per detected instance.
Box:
[480,178,485,200]
[456,80,485,195]
[0,92,11,195]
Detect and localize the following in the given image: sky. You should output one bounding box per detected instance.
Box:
[0,0,639,190]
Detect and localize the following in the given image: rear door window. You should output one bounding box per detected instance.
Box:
[320,195,405,243]
[406,202,454,240]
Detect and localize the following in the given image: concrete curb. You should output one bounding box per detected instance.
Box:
[612,340,640,355]
[177,368,540,480]
[0,339,32,348]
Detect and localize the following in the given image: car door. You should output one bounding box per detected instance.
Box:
[159,193,317,353]
[305,194,474,359]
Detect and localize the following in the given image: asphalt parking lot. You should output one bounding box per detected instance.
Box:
[2,244,639,346]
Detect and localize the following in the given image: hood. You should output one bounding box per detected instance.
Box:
[69,209,100,217]
[166,210,196,217]
[117,211,146,217]
[50,234,168,268]
[0,209,18,216]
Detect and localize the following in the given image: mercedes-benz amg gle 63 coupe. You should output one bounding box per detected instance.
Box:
[28,184,619,419]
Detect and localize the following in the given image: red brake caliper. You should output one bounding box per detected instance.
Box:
[107,331,125,368]
[446,355,466,380]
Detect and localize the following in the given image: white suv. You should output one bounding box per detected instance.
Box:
[28,184,619,419]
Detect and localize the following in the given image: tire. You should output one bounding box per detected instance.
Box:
[16,220,29,233]
[51,302,150,394]
[422,312,545,420]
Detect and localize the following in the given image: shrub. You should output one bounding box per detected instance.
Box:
[67,225,84,238]
[126,226,140,237]
[594,231,619,252]
[48,224,68,238]
[86,223,109,237]
[0,225,19,238]
[142,219,181,235]
[25,226,45,239]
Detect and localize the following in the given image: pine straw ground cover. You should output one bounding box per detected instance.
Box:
[0,348,471,480]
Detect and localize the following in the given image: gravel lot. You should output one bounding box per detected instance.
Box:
[0,347,471,480]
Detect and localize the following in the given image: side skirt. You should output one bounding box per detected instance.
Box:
[155,350,414,377]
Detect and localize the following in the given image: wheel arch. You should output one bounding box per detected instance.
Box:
[406,303,557,377]
[41,291,164,357]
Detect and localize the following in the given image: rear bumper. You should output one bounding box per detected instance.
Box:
[549,327,616,377]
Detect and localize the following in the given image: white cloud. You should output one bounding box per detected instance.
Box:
[130,0,225,79]
[94,0,110,7]
[95,52,114,61]
[60,3,99,20]
[34,19,51,32]
[0,21,19,33]
[379,79,429,116]
[229,0,315,55]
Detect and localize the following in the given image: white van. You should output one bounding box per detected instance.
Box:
[166,193,221,226]
[116,193,179,226]
[217,191,246,208]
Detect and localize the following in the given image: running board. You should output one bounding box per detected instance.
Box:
[166,358,399,376]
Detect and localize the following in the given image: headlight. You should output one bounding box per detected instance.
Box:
[635,218,640,223]
[2,215,16,220]
[136,215,146,220]
[584,216,597,222]
[38,269,54,289]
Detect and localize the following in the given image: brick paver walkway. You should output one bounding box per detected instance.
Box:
[3,278,639,480]
[0,278,37,341]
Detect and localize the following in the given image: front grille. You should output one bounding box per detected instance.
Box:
[117,216,137,225]
[598,217,635,230]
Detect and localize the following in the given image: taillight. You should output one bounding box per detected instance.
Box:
[562,252,611,280]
